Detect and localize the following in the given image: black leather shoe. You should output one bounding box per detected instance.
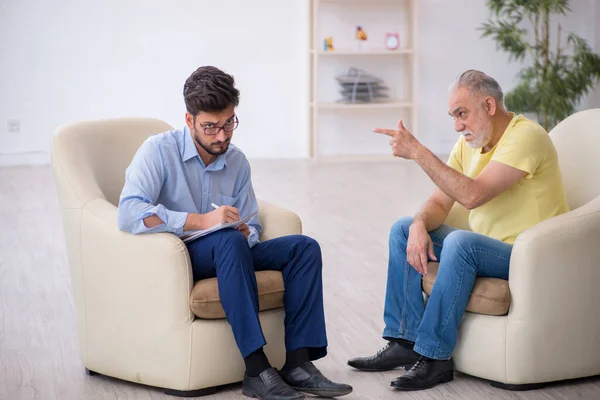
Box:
[279,362,353,398]
[242,368,305,399]
[347,341,420,371]
[390,356,454,391]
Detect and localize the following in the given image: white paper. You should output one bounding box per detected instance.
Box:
[180,209,258,243]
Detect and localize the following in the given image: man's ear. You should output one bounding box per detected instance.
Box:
[484,96,497,116]
[185,112,194,130]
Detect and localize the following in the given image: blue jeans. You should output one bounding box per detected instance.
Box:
[382,217,512,360]
[186,229,327,360]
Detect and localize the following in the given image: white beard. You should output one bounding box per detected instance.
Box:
[464,118,492,149]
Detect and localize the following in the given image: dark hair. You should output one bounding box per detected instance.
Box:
[183,66,240,115]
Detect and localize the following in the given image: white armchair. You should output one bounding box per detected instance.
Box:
[426,109,600,389]
[51,118,301,396]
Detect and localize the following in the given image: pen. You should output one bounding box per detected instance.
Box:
[211,203,219,209]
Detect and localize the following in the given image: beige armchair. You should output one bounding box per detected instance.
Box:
[425,108,600,389]
[51,118,301,396]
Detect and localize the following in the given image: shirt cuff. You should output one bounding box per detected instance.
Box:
[247,226,260,248]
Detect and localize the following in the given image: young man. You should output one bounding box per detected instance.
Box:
[347,70,569,391]
[117,66,352,400]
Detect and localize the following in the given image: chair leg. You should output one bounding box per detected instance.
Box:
[164,387,218,397]
[490,381,545,391]
[85,368,98,376]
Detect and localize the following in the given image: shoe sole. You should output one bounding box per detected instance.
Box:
[291,386,353,398]
[347,363,414,372]
[242,388,260,398]
[242,388,305,399]
[390,371,454,391]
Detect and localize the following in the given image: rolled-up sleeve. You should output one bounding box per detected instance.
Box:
[235,159,262,247]
[117,139,188,235]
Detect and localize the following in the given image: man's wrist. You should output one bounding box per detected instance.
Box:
[411,144,430,163]
[410,219,426,231]
[185,213,206,230]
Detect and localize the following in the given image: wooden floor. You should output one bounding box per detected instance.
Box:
[2,160,600,400]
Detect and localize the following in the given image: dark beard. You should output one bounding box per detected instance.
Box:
[193,129,229,156]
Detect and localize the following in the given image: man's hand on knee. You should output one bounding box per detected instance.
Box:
[237,223,250,239]
[407,223,437,275]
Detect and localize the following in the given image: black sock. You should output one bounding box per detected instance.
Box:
[244,348,271,377]
[283,347,310,371]
[387,337,415,350]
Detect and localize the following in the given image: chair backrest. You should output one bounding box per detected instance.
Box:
[549,108,600,210]
[51,118,173,208]
[445,108,600,229]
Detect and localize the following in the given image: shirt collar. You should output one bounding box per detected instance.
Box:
[507,112,518,129]
[182,125,227,170]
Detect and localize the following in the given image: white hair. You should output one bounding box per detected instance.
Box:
[449,69,505,108]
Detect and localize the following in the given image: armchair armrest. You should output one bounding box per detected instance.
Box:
[82,199,194,323]
[80,199,194,376]
[508,195,600,314]
[504,195,600,382]
[258,199,302,241]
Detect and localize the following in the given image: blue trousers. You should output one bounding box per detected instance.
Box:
[186,229,328,360]
[383,217,512,360]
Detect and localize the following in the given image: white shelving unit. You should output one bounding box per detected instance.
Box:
[309,0,418,160]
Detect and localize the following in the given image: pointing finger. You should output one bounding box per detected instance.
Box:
[373,128,398,137]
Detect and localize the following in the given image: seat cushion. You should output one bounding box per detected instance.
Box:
[422,263,511,316]
[190,270,285,319]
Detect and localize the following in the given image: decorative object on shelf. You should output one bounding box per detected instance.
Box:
[355,25,368,52]
[385,33,400,50]
[335,67,389,104]
[323,36,334,52]
[356,26,368,41]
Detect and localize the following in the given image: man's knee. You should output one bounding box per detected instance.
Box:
[390,216,413,244]
[290,235,323,272]
[441,230,473,252]
[216,228,249,249]
[301,235,321,252]
[300,235,322,260]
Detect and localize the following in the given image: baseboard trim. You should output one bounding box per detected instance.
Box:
[0,151,49,166]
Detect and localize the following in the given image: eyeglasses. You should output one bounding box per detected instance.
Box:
[194,115,239,136]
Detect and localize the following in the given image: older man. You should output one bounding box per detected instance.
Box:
[347,70,569,391]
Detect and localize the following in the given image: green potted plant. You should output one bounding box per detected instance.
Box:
[479,0,600,131]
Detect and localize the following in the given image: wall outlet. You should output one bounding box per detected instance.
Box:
[7,119,20,133]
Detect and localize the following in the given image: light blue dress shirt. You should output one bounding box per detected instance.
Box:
[117,125,262,247]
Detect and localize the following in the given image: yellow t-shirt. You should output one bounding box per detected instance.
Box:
[447,113,569,244]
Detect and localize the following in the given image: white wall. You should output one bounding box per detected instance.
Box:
[0,0,598,165]
[0,0,310,165]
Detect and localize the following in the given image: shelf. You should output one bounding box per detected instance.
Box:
[310,0,418,158]
[314,101,413,110]
[315,48,413,56]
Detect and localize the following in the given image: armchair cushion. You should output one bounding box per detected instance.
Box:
[190,270,285,319]
[423,263,511,316]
